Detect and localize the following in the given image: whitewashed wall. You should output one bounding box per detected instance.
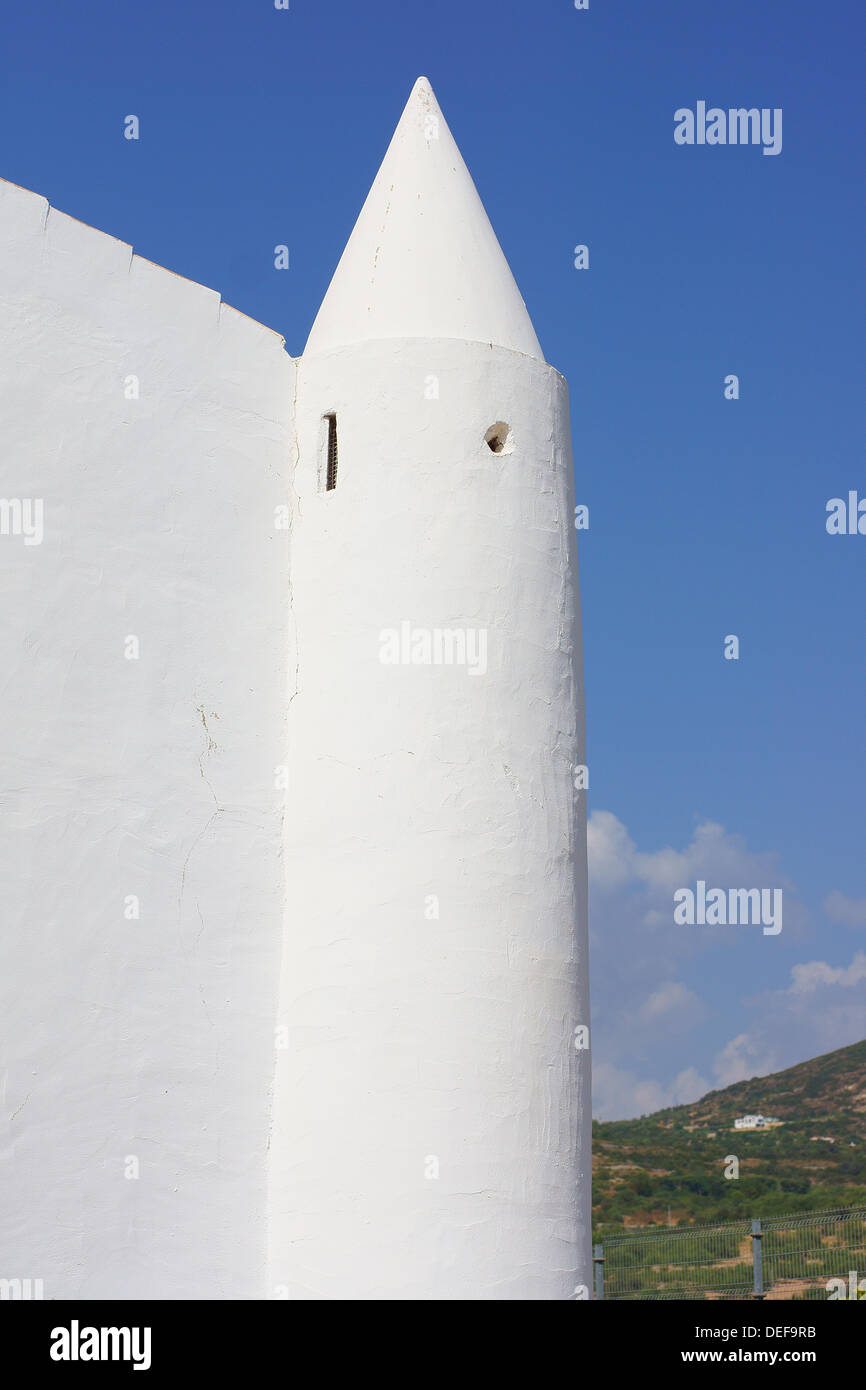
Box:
[0,177,293,1298]
[0,71,590,1301]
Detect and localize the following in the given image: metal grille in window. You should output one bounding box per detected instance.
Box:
[325,415,338,491]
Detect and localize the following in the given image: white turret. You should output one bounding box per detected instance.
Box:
[269,78,590,1300]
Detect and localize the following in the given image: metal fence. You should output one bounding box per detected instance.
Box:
[595,1208,866,1301]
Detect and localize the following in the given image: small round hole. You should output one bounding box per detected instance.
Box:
[485,422,513,455]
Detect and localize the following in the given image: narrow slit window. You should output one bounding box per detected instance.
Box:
[325,414,338,491]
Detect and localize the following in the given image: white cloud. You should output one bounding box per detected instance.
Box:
[587,810,808,1060]
[587,810,636,891]
[585,809,849,1120]
[823,890,866,928]
[593,1061,708,1121]
[638,980,705,1025]
[788,951,866,995]
[588,810,805,937]
[708,950,866,1094]
[712,1032,779,1088]
[588,815,781,900]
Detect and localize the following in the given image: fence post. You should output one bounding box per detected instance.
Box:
[751,1218,764,1299]
[593,1243,604,1300]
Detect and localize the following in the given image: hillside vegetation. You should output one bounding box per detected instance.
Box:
[593,1039,866,1235]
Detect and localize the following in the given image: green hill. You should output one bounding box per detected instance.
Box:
[593,1039,866,1236]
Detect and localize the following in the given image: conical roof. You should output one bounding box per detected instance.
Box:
[304,77,544,360]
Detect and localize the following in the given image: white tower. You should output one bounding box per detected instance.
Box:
[269,78,590,1300]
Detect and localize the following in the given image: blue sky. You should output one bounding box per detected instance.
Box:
[2,0,863,1116]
